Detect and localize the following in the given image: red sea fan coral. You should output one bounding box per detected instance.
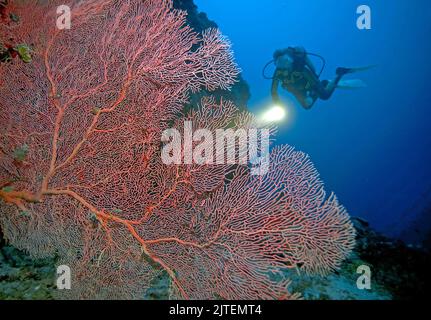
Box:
[0,0,355,299]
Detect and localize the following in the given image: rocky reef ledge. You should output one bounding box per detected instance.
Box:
[287,217,430,300]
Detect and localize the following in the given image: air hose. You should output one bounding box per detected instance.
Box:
[262,51,327,80]
[262,59,276,80]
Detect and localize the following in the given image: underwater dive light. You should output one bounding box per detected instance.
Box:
[261,105,287,123]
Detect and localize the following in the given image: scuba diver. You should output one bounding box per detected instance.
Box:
[267,46,371,109]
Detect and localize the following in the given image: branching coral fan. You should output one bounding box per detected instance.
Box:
[0,0,355,299]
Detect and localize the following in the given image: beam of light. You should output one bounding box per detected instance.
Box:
[261,105,287,123]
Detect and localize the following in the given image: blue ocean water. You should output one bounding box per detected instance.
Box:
[195,0,431,239]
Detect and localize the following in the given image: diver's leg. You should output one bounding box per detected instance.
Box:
[316,73,344,100]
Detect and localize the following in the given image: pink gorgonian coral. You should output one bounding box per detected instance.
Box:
[0,0,355,299]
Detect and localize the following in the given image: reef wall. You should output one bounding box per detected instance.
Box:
[173,0,251,111]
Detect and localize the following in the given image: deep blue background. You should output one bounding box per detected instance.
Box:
[195,0,431,239]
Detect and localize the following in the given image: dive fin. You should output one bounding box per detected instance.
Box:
[336,65,376,76]
[337,79,367,89]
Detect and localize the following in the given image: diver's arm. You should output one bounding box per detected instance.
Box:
[271,71,281,103]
